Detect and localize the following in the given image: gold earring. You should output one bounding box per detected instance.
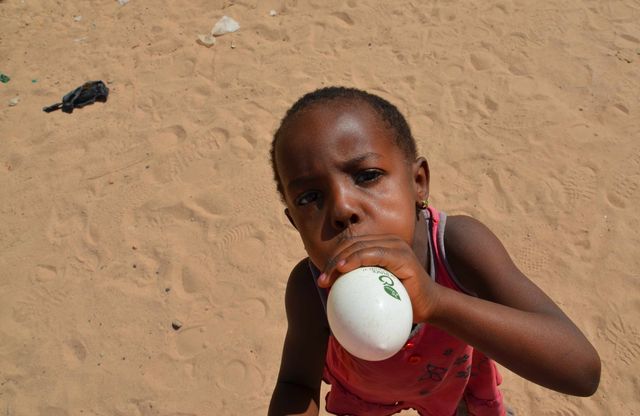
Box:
[418,199,429,210]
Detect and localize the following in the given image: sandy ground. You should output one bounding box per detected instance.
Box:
[1,0,639,415]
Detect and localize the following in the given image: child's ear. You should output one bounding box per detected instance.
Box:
[413,156,430,202]
[284,208,298,230]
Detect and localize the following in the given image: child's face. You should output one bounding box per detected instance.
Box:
[275,101,429,270]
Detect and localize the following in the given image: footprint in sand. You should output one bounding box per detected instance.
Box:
[601,313,640,367]
[490,103,546,132]
[484,96,499,112]
[612,103,630,115]
[13,281,67,324]
[478,168,515,213]
[606,148,640,208]
[430,6,457,22]
[147,37,182,56]
[134,88,166,122]
[513,239,550,275]
[45,202,87,245]
[469,51,497,71]
[217,223,268,271]
[225,297,270,322]
[217,223,255,251]
[226,124,260,159]
[331,11,355,26]
[189,191,234,221]
[196,117,258,160]
[206,127,231,152]
[217,359,265,393]
[174,326,209,358]
[616,32,640,49]
[560,165,597,208]
[62,338,88,367]
[148,125,187,154]
[607,174,640,208]
[33,264,59,282]
[175,52,197,79]
[443,64,464,81]
[180,263,213,295]
[522,8,569,41]
[43,202,101,272]
[228,236,267,271]
[229,135,257,158]
[207,280,238,308]
[144,354,192,390]
[450,88,491,121]
[253,23,285,42]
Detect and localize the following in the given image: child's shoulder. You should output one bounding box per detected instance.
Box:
[284,258,329,327]
[286,258,314,293]
[443,214,519,297]
[444,214,496,247]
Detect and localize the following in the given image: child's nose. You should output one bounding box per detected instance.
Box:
[330,187,361,231]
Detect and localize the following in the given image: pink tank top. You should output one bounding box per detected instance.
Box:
[313,208,506,416]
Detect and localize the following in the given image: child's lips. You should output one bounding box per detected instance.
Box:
[336,229,383,244]
[336,232,357,244]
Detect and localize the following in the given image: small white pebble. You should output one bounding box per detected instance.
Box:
[74,15,83,22]
[211,15,240,36]
[8,97,20,106]
[269,9,277,16]
[197,34,216,47]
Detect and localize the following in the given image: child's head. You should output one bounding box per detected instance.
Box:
[270,86,429,268]
[271,87,418,198]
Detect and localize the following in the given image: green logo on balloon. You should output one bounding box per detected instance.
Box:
[378,274,401,301]
[384,285,401,300]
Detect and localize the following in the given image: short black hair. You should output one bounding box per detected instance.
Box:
[270,86,417,199]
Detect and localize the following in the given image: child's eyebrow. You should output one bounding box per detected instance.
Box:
[340,152,382,170]
[286,174,318,192]
[286,152,383,192]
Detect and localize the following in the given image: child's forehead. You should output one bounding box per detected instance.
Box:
[275,102,404,178]
[292,97,370,122]
[279,99,391,148]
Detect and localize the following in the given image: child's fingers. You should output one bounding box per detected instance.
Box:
[325,234,404,267]
[320,247,391,287]
[319,238,414,287]
[320,236,399,281]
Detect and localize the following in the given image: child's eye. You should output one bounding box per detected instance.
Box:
[355,169,383,185]
[295,191,319,206]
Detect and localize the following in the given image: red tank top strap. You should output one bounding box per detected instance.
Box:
[426,206,458,292]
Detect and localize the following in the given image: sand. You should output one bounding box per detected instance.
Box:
[0,0,638,414]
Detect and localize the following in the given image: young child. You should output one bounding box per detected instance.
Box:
[267,86,600,416]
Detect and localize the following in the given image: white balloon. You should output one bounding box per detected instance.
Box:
[327,267,413,361]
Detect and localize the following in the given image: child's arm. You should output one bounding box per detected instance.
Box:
[431,215,601,396]
[318,217,600,397]
[269,259,330,416]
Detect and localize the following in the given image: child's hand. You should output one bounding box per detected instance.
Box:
[317,235,441,324]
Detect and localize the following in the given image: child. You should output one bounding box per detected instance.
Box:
[267,87,600,416]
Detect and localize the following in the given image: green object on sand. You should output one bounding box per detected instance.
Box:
[0,73,10,83]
